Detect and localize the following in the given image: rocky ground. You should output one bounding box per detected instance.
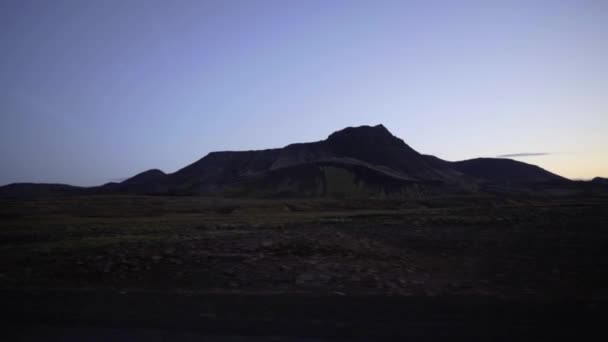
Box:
[1,194,608,339]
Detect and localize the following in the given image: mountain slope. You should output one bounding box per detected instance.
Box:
[99,169,168,194]
[220,160,450,198]
[421,155,568,184]
[451,158,567,183]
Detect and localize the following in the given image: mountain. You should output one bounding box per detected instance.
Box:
[160,124,457,196]
[0,124,574,198]
[143,124,460,197]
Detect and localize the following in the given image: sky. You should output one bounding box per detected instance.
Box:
[0,0,606,185]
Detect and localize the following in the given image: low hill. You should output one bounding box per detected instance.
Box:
[99,169,168,194]
[0,183,87,198]
[450,158,567,184]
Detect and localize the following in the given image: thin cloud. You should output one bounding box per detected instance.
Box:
[496,152,551,158]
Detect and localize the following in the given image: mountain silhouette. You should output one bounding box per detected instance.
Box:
[155,124,459,196]
[421,156,566,184]
[0,124,576,197]
[100,169,168,194]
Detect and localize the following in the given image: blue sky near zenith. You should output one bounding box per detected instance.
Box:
[0,0,606,185]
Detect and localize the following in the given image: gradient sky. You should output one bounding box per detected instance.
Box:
[1,0,606,185]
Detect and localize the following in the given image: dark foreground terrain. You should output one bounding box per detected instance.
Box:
[1,194,608,340]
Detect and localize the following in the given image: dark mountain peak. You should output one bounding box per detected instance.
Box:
[327,124,396,144]
[323,124,442,178]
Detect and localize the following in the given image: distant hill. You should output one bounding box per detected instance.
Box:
[0,124,578,198]
[0,183,87,198]
[100,169,168,194]
[450,158,566,183]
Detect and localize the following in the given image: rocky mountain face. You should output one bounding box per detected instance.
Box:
[152,124,462,197]
[0,124,575,198]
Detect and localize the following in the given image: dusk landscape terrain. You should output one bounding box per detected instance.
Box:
[2,124,608,340]
[1,0,607,341]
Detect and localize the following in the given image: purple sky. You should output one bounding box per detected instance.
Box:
[1,0,606,185]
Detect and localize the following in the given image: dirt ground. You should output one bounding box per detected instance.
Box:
[1,194,608,339]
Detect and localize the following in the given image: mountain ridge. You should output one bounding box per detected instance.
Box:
[0,124,577,198]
